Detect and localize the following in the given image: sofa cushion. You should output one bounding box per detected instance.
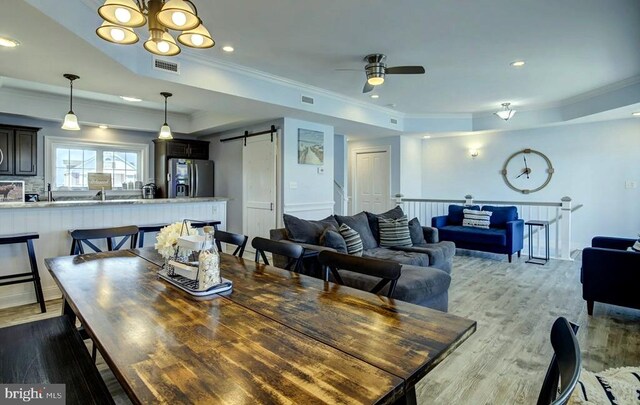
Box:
[283,214,339,244]
[320,229,347,254]
[362,247,430,267]
[408,217,427,245]
[439,225,507,245]
[365,206,405,244]
[336,265,451,308]
[448,204,480,225]
[338,224,363,256]
[379,216,413,248]
[481,205,518,228]
[335,212,378,250]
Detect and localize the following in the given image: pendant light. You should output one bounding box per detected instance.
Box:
[158,92,173,140]
[495,102,516,121]
[62,74,81,131]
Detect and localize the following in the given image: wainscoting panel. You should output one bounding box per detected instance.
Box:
[283,201,335,220]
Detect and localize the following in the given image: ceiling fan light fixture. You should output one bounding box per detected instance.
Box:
[367,76,385,86]
[495,102,516,121]
[96,21,139,44]
[144,31,180,56]
[98,0,146,28]
[177,23,215,48]
[157,0,200,31]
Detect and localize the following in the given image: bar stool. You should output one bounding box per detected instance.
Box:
[0,233,46,313]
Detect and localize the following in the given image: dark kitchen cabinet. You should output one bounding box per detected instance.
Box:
[0,125,39,176]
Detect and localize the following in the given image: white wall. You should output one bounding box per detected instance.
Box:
[333,134,347,215]
[204,119,284,233]
[400,136,423,198]
[282,118,335,220]
[421,118,640,248]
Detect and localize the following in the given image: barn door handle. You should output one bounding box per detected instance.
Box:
[0,148,3,166]
[270,202,274,211]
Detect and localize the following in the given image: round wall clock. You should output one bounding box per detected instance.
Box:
[501,148,554,194]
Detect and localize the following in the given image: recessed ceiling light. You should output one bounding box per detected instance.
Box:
[510,60,525,67]
[98,125,108,129]
[423,135,431,139]
[0,36,19,48]
[632,112,640,117]
[370,94,379,99]
[120,96,142,102]
[222,46,234,53]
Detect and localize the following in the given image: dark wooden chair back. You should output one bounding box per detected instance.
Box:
[70,226,139,255]
[214,230,248,257]
[317,251,402,298]
[251,237,304,272]
[537,317,581,405]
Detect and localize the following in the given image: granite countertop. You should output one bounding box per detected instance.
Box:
[0,197,229,209]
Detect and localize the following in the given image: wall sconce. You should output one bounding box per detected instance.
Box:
[470,149,479,159]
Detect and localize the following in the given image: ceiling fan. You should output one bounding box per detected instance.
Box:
[338,54,426,93]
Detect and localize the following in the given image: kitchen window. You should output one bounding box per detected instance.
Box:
[45,137,148,191]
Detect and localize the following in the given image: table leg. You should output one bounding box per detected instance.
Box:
[392,386,417,405]
[62,297,76,325]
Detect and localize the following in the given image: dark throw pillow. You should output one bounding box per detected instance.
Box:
[408,217,426,245]
[378,216,413,248]
[365,206,405,244]
[320,229,347,253]
[283,214,339,244]
[338,224,363,256]
[334,212,377,250]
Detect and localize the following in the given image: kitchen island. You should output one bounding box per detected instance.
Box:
[0,197,228,309]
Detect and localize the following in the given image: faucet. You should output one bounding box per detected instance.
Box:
[47,183,55,202]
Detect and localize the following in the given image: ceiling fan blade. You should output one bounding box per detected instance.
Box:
[335,68,362,71]
[385,66,426,75]
[363,81,374,93]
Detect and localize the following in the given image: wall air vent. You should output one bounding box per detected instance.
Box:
[153,58,180,74]
[390,118,398,125]
[301,95,315,105]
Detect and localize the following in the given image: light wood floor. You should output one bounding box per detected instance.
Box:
[1,250,638,404]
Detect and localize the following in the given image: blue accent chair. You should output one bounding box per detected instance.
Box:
[432,205,524,262]
[582,236,640,315]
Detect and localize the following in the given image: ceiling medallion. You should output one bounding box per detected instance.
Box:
[96,0,215,57]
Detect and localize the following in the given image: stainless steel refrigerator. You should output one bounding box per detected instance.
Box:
[167,159,214,198]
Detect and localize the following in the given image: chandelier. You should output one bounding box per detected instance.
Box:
[96,0,214,57]
[494,102,516,121]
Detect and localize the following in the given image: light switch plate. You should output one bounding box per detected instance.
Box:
[317,166,325,174]
[289,181,298,189]
[625,180,637,189]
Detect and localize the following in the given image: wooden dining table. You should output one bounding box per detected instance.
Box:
[45,248,476,404]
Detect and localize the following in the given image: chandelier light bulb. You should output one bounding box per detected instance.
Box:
[190,34,204,46]
[114,7,131,23]
[171,11,187,27]
[110,27,125,42]
[156,41,170,53]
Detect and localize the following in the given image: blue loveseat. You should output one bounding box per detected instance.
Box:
[432,205,524,262]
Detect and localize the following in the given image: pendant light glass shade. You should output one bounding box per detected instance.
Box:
[62,74,81,131]
[157,0,200,31]
[96,21,139,44]
[158,92,173,140]
[367,76,385,86]
[159,124,173,139]
[98,0,146,28]
[177,23,215,48]
[62,113,81,131]
[494,103,516,121]
[144,31,181,56]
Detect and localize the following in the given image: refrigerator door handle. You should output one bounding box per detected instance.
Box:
[189,163,195,197]
[195,163,199,197]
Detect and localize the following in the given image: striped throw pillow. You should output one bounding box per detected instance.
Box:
[463,209,492,229]
[338,223,363,256]
[378,216,413,248]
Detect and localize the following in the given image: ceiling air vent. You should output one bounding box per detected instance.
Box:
[153,58,180,74]
[390,118,398,125]
[301,95,314,105]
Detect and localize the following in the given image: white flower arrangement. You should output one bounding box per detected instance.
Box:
[154,221,198,259]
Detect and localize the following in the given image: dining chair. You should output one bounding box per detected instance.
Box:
[70,226,140,255]
[317,251,402,298]
[536,317,581,405]
[214,230,248,257]
[251,237,304,272]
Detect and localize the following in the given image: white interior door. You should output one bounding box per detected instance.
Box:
[243,134,277,251]
[354,151,390,213]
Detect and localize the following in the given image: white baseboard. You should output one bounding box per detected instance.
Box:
[0,285,62,310]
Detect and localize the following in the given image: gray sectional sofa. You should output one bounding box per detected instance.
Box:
[269,206,456,311]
